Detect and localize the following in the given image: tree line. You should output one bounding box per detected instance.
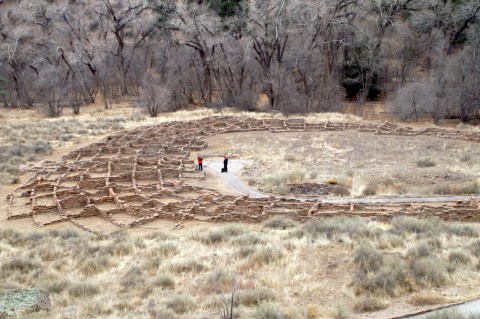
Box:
[0,0,479,121]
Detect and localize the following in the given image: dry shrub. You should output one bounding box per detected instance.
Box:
[248,246,284,267]
[170,260,207,274]
[409,292,446,306]
[235,288,276,306]
[406,239,442,259]
[148,242,179,258]
[354,241,384,273]
[254,302,286,319]
[448,250,472,265]
[331,303,350,319]
[353,295,388,312]
[468,239,480,257]
[120,266,145,289]
[81,301,113,317]
[378,233,405,249]
[362,183,378,196]
[232,233,264,246]
[164,295,194,314]
[237,245,257,258]
[434,181,479,195]
[0,228,28,247]
[39,279,70,294]
[144,256,162,272]
[68,282,99,298]
[204,224,247,244]
[409,257,449,287]
[417,158,437,167]
[78,255,115,276]
[263,217,297,230]
[153,274,175,289]
[304,216,371,240]
[390,216,440,235]
[0,258,42,278]
[332,185,351,197]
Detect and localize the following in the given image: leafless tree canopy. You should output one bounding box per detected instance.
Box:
[0,0,479,120]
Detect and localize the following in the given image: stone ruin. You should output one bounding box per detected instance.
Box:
[6,117,480,234]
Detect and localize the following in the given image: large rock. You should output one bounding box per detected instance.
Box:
[0,288,50,318]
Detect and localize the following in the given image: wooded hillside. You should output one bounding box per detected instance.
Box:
[0,0,479,121]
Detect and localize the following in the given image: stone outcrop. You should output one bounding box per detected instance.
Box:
[6,117,480,234]
[0,288,50,318]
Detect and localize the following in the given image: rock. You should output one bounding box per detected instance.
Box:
[0,288,50,317]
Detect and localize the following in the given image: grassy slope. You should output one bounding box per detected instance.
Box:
[1,217,480,318]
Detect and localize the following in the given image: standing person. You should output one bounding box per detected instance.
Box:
[223,155,228,173]
[197,155,203,171]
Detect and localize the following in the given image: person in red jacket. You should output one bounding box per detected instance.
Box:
[197,155,203,171]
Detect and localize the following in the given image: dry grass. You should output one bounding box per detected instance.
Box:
[2,216,480,318]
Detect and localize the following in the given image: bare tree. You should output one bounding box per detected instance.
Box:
[139,73,173,117]
[391,82,436,121]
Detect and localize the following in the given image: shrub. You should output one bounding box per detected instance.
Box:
[354,257,409,297]
[378,233,404,249]
[417,158,436,168]
[354,241,384,273]
[409,257,448,287]
[235,288,276,306]
[120,266,145,289]
[362,183,378,196]
[205,224,246,244]
[40,279,70,294]
[406,240,442,259]
[332,186,351,197]
[249,246,284,267]
[149,242,179,257]
[254,302,286,319]
[263,217,297,230]
[68,282,99,298]
[434,181,479,195]
[170,260,207,274]
[331,303,350,319]
[0,258,41,277]
[165,295,193,314]
[444,223,479,237]
[468,239,480,257]
[78,255,114,275]
[304,216,370,240]
[353,295,388,312]
[409,293,446,306]
[390,216,441,235]
[232,233,264,246]
[448,250,472,265]
[0,228,27,247]
[153,274,175,289]
[237,245,257,258]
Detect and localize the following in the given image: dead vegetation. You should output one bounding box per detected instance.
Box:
[2,216,480,318]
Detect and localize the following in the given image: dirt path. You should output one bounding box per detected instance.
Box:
[205,159,267,198]
[215,160,480,204]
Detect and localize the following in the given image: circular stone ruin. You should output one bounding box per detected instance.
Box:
[6,117,480,234]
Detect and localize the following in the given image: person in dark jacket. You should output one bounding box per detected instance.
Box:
[223,155,228,173]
